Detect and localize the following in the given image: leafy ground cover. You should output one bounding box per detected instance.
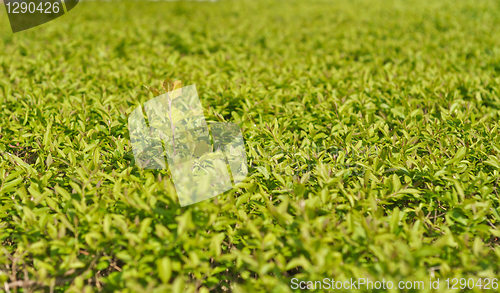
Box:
[1,0,500,291]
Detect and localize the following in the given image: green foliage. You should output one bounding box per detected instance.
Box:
[1,0,500,291]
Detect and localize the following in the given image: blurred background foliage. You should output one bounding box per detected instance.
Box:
[1,0,500,291]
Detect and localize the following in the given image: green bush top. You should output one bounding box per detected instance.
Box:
[1,0,500,291]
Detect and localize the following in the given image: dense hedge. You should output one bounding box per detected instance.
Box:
[1,0,500,291]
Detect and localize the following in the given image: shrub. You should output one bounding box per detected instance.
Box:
[1,0,500,291]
